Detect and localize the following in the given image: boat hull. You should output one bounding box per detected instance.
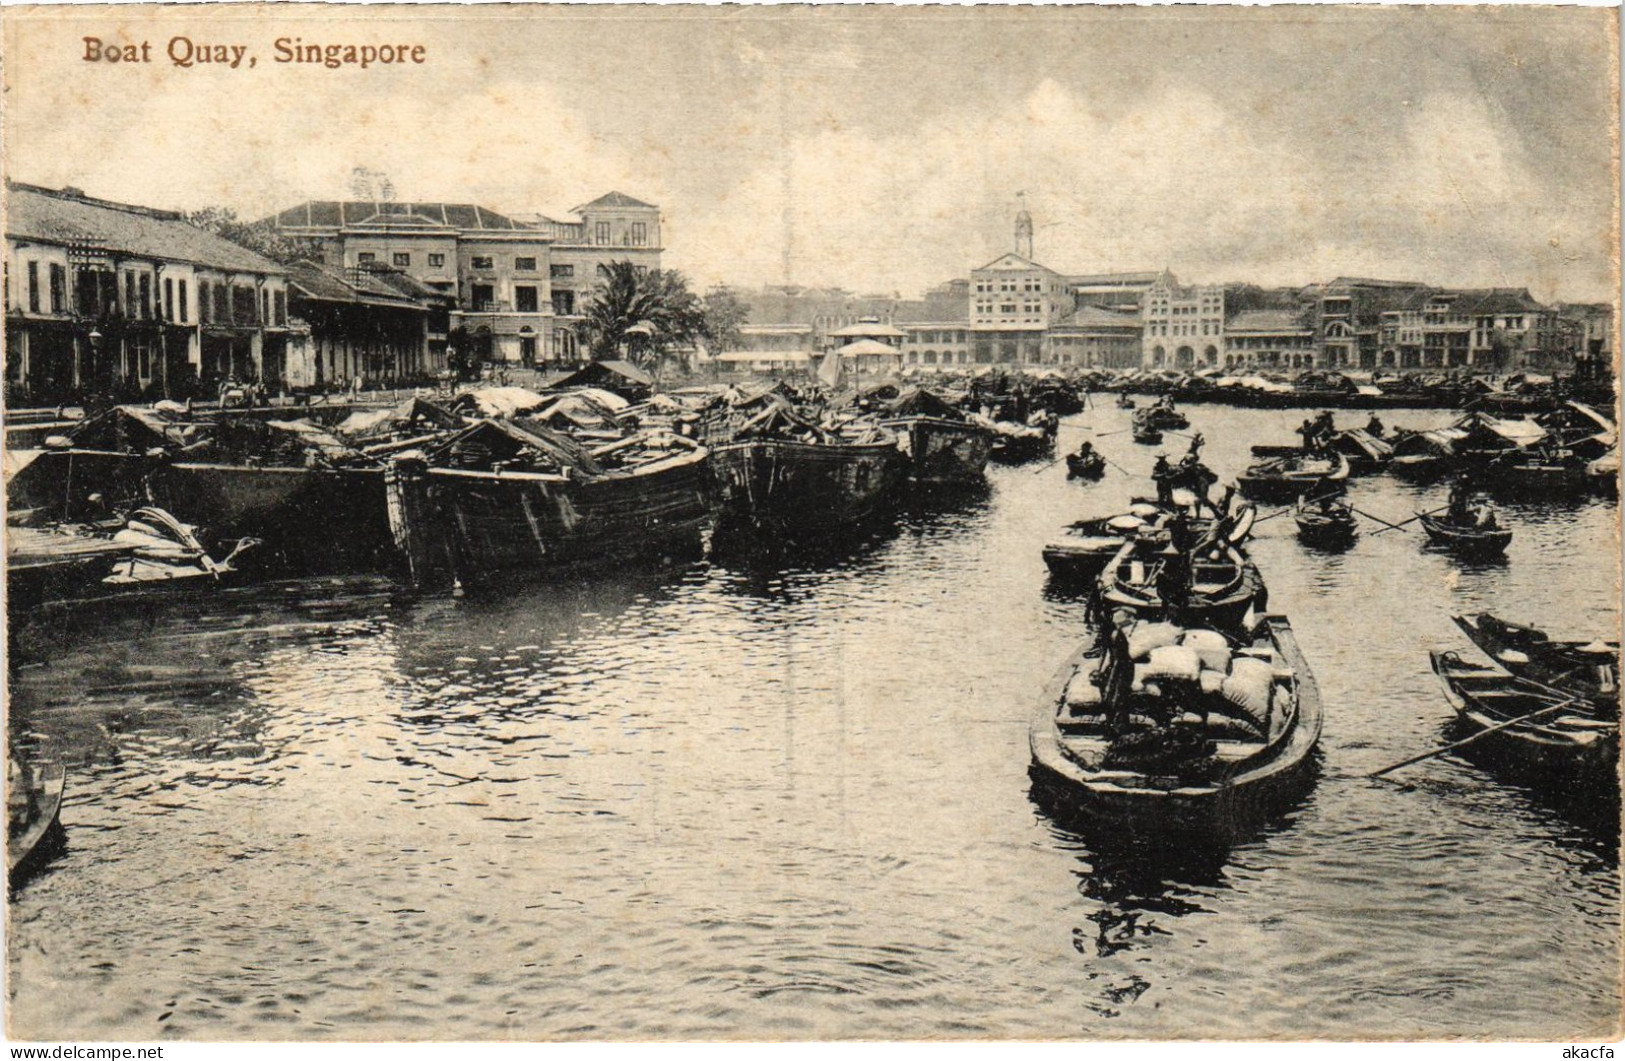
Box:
[1030,615,1322,838]
[8,761,66,885]
[146,463,393,574]
[881,416,991,484]
[1429,651,1619,797]
[710,438,904,536]
[1419,514,1512,557]
[428,449,714,584]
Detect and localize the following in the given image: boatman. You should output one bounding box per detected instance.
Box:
[1366,413,1385,438]
[1075,439,1096,462]
[1155,541,1192,627]
[1096,608,1139,735]
[1152,454,1174,506]
[1186,432,1205,459]
[1297,418,1318,453]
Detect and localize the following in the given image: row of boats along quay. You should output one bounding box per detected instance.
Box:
[4,363,1621,1037]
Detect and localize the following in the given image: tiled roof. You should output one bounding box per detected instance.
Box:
[1448,288,1546,315]
[287,260,426,310]
[1067,271,1163,286]
[1052,305,1141,330]
[271,200,530,232]
[572,191,658,212]
[8,183,285,275]
[1227,310,1312,333]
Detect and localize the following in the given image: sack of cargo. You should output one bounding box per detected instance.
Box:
[1142,644,1202,681]
[1220,658,1275,730]
[1129,503,1160,519]
[1180,629,1233,672]
[1199,669,1226,695]
[1127,621,1182,660]
[1065,671,1103,710]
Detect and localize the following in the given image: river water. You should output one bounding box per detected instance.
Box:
[7,405,1619,1041]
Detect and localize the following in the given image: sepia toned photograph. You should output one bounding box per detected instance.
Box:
[1,2,1619,1044]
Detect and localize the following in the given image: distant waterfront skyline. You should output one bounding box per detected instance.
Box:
[4,5,1618,303]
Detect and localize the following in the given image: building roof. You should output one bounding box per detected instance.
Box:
[835,339,903,357]
[572,191,658,212]
[829,321,907,338]
[1227,310,1312,334]
[269,200,532,232]
[716,350,813,363]
[8,183,286,275]
[359,265,455,303]
[286,261,427,311]
[1067,270,1164,286]
[973,252,1054,274]
[1447,288,1547,316]
[1322,277,1428,290]
[554,359,655,389]
[1051,305,1142,331]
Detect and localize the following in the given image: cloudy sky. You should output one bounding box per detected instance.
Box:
[5,5,1618,301]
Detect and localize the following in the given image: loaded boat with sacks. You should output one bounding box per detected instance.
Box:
[1030,613,1322,834]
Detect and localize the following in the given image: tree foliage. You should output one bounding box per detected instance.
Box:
[185,207,325,266]
[583,261,706,368]
[700,286,750,353]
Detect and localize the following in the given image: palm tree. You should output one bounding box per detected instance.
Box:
[583,261,705,370]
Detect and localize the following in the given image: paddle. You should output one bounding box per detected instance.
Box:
[1368,696,1581,778]
[1250,506,1296,525]
[1370,504,1450,535]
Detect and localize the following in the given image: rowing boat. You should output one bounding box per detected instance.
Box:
[1451,613,1619,706]
[8,756,65,885]
[1236,452,1349,503]
[1294,496,1358,549]
[1417,512,1512,558]
[1429,649,1618,794]
[1096,537,1267,632]
[1030,614,1321,836]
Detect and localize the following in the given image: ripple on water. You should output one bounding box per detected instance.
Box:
[7,407,1619,1040]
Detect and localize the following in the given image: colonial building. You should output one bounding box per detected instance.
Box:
[1141,272,1225,369]
[1066,271,1164,314]
[1045,305,1142,368]
[899,323,971,371]
[267,191,661,369]
[969,253,1071,367]
[1224,310,1317,370]
[283,261,430,388]
[1304,278,1431,370]
[5,182,293,405]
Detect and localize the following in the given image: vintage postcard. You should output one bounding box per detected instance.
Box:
[2,2,1619,1046]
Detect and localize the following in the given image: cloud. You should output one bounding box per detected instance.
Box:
[670,78,1613,301]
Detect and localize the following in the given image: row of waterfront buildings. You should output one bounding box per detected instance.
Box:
[4,183,1613,405]
[719,210,1614,380]
[4,181,662,405]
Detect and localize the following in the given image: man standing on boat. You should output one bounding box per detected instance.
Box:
[1097,608,1138,735]
[1152,454,1174,506]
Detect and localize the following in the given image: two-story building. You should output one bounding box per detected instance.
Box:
[5,182,293,404]
[1046,305,1142,368]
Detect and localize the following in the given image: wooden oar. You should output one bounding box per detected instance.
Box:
[1368,697,1580,778]
[1251,506,1296,525]
[1369,504,1449,535]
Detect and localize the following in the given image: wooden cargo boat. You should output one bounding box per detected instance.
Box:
[8,756,66,885]
[423,419,714,584]
[1418,511,1511,558]
[1451,613,1619,706]
[1237,452,1349,503]
[1043,509,1159,585]
[1429,649,1618,793]
[880,414,992,485]
[1030,614,1321,835]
